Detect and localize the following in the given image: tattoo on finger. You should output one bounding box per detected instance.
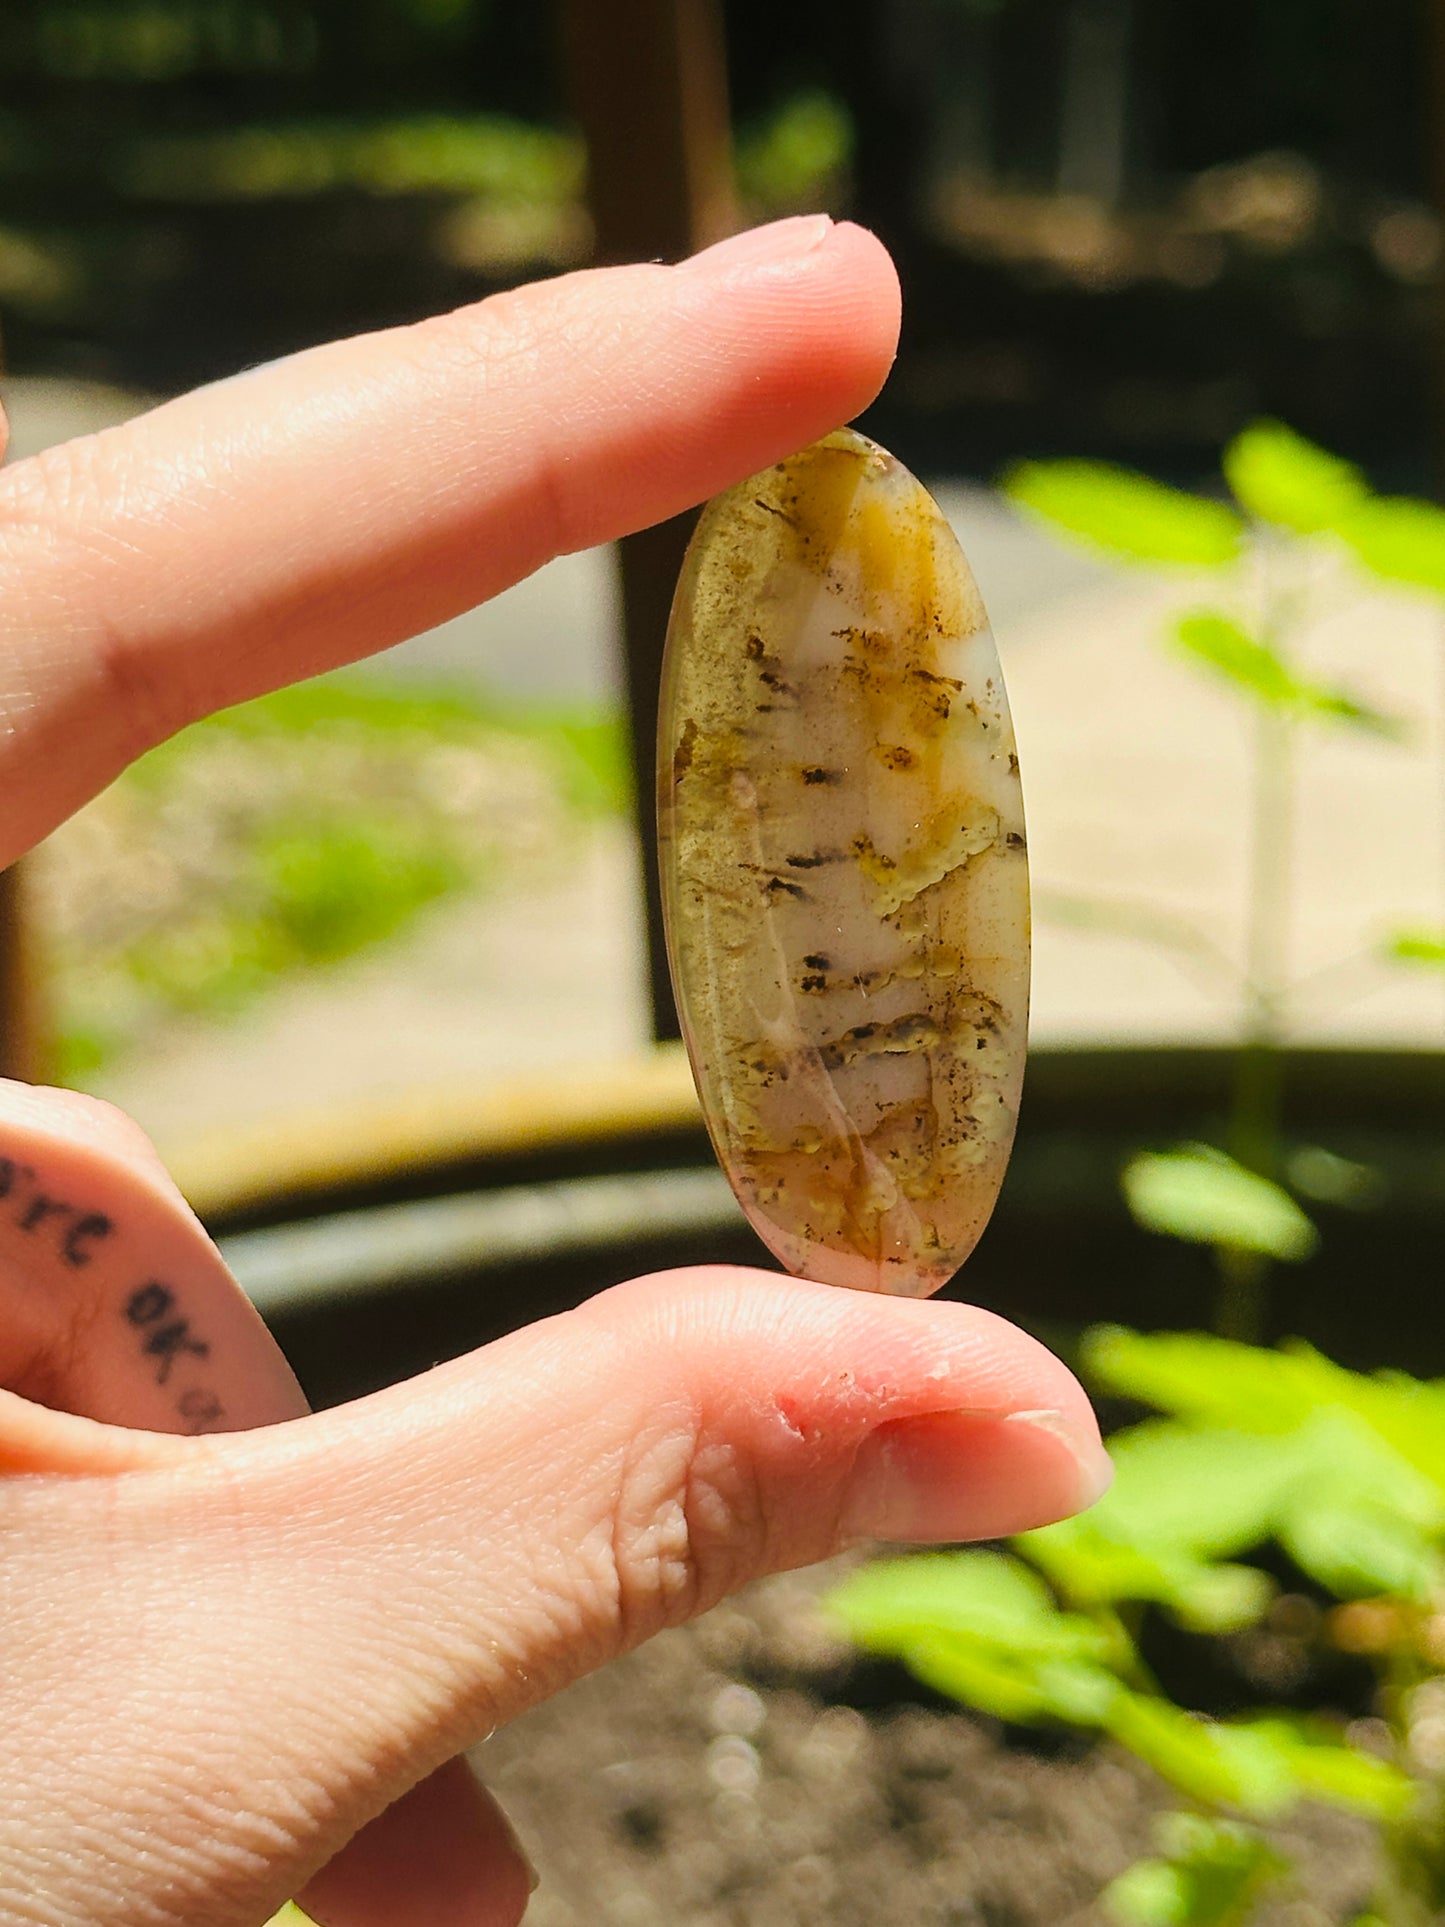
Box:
[1,1152,227,1433]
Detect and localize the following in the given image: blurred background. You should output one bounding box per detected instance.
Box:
[2,0,1442,464]
[1,1,1442,1353]
[8,13,1445,1923]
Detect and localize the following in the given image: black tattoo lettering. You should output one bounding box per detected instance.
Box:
[62,1212,113,1267]
[177,1387,225,1431]
[143,1321,210,1383]
[124,1282,210,1385]
[0,1158,112,1270]
[19,1195,70,1235]
[125,1281,175,1326]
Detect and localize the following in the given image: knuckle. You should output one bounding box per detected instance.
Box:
[603,1409,774,1650]
[0,436,185,758]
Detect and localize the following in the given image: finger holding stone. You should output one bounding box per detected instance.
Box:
[0,218,900,866]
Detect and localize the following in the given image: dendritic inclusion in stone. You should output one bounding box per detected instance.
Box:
[658,427,1029,1296]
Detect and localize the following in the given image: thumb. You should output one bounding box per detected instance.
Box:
[3,1266,1108,1925]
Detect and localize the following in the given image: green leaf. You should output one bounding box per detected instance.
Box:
[1029,1403,1443,1612]
[826,1550,1113,1660]
[1105,1816,1286,1927]
[1237,1717,1416,1821]
[897,1635,1055,1723]
[1339,497,1445,594]
[1004,461,1243,565]
[1082,1328,1348,1431]
[1123,1146,1318,1261]
[1282,1502,1440,1602]
[1024,1511,1274,1633]
[1223,421,1369,533]
[1388,927,1445,967]
[1173,614,1402,736]
[1106,1858,1194,1926]
[1164,1561,1277,1634]
[1095,1423,1298,1560]
[827,1552,1128,1731]
[901,1632,1122,1727]
[1285,1144,1383,1207]
[1302,689,1405,739]
[1081,1328,1445,1507]
[1173,612,1296,705]
[1106,1697,1298,1816]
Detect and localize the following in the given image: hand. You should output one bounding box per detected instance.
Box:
[0,215,1111,1927]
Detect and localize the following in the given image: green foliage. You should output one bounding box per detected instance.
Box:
[1122,1147,1318,1262]
[1388,927,1445,968]
[1173,613,1399,736]
[1003,461,1243,566]
[1081,1328,1445,1497]
[1338,498,1445,596]
[1172,612,1297,705]
[1105,1815,1287,1926]
[985,418,1445,1922]
[830,1536,1412,1821]
[1222,422,1368,535]
[1083,1331,1445,1603]
[830,1326,1441,1922]
[827,1548,1113,1659]
[119,112,581,204]
[1285,1144,1383,1207]
[50,674,629,1079]
[736,91,852,214]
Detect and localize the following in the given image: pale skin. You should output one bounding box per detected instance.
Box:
[0,214,1113,1927]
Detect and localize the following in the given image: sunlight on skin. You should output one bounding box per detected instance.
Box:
[0,220,1109,1927]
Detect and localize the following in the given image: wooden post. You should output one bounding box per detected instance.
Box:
[1431,0,1445,495]
[0,862,47,1086]
[0,318,50,1086]
[559,0,737,1042]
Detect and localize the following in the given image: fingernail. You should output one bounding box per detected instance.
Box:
[841,1407,1113,1545]
[685,214,834,274]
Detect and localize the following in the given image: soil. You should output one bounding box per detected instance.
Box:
[482,1559,1381,1927]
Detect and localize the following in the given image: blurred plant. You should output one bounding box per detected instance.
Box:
[1005,422,1445,1338]
[735,90,852,217]
[119,112,582,206]
[34,674,629,1081]
[830,1324,1445,1926]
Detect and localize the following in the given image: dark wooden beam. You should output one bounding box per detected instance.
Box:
[0,321,51,1086]
[0,861,48,1086]
[1431,0,1445,495]
[560,0,737,1042]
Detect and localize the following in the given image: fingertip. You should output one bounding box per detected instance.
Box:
[673,214,900,425]
[823,219,904,346]
[585,1264,1106,1499]
[844,1405,1112,1545]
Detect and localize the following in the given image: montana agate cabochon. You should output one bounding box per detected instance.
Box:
[658,427,1029,1297]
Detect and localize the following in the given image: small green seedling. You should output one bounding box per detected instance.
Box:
[1008,421,1442,1337]
[830,1326,1445,1925]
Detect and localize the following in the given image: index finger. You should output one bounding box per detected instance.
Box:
[0,216,899,866]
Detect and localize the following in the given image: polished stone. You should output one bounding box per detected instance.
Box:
[659,428,1029,1295]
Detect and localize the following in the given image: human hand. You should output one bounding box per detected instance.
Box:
[0,215,1112,1927]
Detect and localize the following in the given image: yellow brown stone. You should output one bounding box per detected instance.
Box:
[658,427,1029,1295]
